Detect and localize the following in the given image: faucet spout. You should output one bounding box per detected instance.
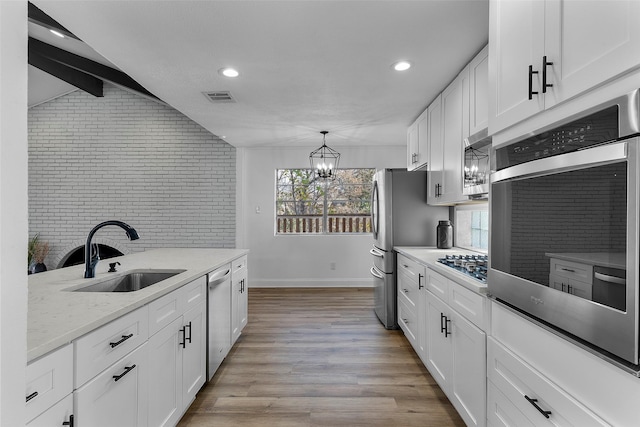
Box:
[84,221,139,278]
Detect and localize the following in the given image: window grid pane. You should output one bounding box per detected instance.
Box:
[276,168,375,234]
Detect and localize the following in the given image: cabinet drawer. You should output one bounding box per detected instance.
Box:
[398,270,419,309]
[27,393,73,427]
[448,281,486,330]
[232,255,247,274]
[427,268,449,302]
[488,381,536,427]
[75,306,148,387]
[397,254,423,281]
[549,259,593,284]
[398,298,418,347]
[26,344,73,423]
[488,337,608,426]
[182,276,207,316]
[148,287,182,337]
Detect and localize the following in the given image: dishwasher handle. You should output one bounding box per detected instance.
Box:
[208,269,231,287]
[594,271,626,286]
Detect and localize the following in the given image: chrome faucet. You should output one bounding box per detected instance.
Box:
[84,221,139,278]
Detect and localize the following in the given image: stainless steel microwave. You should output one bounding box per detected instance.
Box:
[489,89,640,373]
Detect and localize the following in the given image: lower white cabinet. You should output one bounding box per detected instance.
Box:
[27,394,74,427]
[487,337,608,426]
[74,342,149,427]
[148,278,207,427]
[26,343,73,425]
[426,290,486,427]
[231,256,248,344]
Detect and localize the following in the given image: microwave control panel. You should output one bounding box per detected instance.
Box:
[496,105,619,170]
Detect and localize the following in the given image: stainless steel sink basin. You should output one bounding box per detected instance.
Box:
[72,269,186,292]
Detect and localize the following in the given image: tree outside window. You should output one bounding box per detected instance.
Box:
[276,168,375,234]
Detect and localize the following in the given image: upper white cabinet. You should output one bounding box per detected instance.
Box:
[469,45,489,136]
[489,0,640,134]
[407,111,428,171]
[428,66,469,205]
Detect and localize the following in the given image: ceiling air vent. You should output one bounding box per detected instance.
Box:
[203,91,235,103]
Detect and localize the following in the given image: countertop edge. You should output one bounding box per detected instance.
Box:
[28,248,249,363]
[394,246,488,295]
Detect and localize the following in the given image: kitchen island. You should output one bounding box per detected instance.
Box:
[28,248,247,362]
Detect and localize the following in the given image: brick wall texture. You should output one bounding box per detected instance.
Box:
[28,85,236,268]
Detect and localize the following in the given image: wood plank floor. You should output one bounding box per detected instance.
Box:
[178,288,466,427]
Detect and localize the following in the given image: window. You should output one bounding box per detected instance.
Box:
[455,204,489,251]
[276,168,375,234]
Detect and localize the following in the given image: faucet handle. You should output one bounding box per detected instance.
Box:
[108,262,121,273]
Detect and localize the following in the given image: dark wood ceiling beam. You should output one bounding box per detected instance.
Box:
[28,37,159,101]
[28,2,80,41]
[29,48,104,97]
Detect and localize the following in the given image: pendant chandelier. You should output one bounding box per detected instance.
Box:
[309,131,340,179]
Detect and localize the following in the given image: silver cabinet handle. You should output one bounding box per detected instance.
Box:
[594,272,626,285]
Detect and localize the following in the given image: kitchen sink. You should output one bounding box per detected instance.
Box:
[71,269,186,292]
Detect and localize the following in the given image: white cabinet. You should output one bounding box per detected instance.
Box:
[407,111,429,171]
[469,45,489,136]
[487,337,608,426]
[231,256,248,344]
[397,253,425,351]
[428,66,469,205]
[148,276,207,427]
[75,342,149,427]
[26,343,73,425]
[27,394,74,427]
[424,268,487,427]
[489,0,640,134]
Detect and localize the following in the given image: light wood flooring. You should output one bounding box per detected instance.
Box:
[178,287,465,427]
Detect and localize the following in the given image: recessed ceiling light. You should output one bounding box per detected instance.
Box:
[219,68,239,78]
[49,29,65,38]
[392,61,412,71]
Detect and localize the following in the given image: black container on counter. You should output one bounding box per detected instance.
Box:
[436,220,453,249]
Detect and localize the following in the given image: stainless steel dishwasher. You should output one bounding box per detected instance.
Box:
[207,264,231,381]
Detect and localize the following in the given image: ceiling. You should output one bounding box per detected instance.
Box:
[30,0,489,148]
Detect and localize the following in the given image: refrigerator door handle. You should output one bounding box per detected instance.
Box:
[370,247,385,258]
[370,266,385,279]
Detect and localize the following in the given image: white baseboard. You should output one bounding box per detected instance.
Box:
[250,278,374,288]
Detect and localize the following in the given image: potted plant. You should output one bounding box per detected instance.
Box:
[28,234,50,274]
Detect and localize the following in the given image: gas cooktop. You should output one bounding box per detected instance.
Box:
[436,254,488,283]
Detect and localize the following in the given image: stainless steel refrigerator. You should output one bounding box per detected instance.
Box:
[369,169,449,329]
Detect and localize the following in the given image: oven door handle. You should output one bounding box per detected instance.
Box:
[594,272,626,285]
[370,247,385,258]
[370,266,385,280]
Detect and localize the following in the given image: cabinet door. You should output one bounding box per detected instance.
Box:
[489,0,545,133]
[183,301,206,406]
[427,95,443,204]
[544,0,640,108]
[469,45,489,135]
[75,342,148,427]
[417,284,429,365]
[407,120,419,171]
[440,66,469,204]
[416,112,429,170]
[231,268,248,344]
[426,293,452,390]
[451,312,486,427]
[148,317,183,427]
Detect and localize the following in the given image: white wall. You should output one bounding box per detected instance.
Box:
[28,85,236,268]
[237,145,405,287]
[0,2,27,425]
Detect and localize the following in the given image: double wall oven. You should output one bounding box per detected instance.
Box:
[489,89,640,372]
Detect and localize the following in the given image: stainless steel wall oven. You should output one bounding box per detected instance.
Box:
[489,89,640,372]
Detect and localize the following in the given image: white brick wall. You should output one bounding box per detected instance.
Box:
[28,85,235,268]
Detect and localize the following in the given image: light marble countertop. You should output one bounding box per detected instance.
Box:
[394,246,488,295]
[28,248,248,363]
[544,252,626,270]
